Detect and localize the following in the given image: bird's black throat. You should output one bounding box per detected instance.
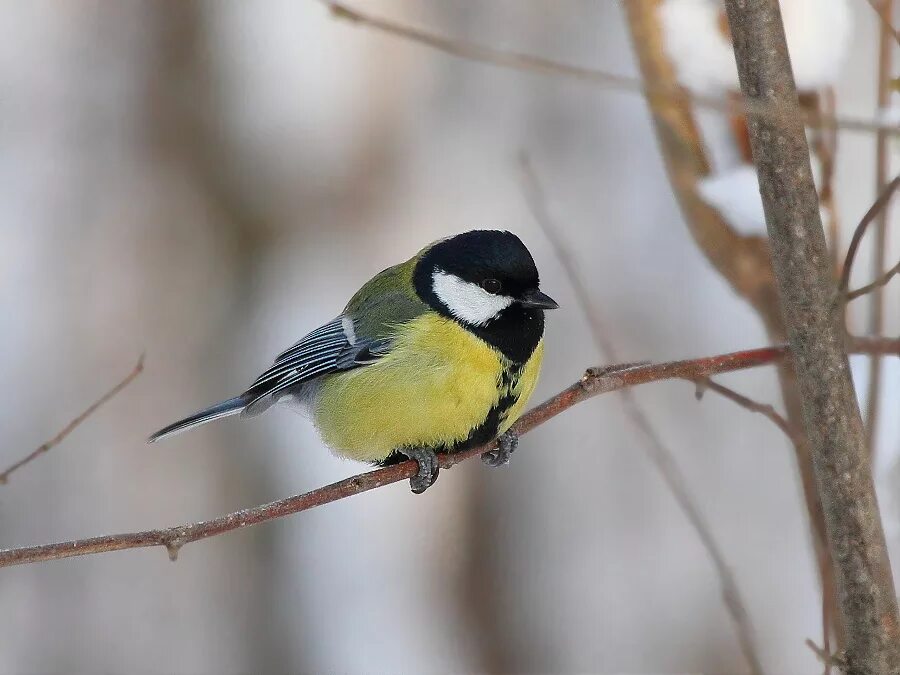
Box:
[413,268,545,364]
[464,303,544,364]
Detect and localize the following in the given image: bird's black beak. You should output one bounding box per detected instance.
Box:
[520,289,559,310]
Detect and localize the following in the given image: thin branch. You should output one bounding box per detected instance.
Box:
[805,638,847,672]
[865,0,900,47]
[318,0,898,138]
[724,1,900,671]
[519,155,765,674]
[847,259,900,300]
[693,377,802,446]
[838,173,900,292]
[0,354,145,485]
[0,340,896,569]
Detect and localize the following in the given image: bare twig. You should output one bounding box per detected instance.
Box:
[693,377,802,446]
[806,638,847,671]
[838,174,900,293]
[865,0,900,47]
[0,340,896,569]
[724,1,900,672]
[823,598,835,675]
[865,0,896,450]
[519,155,765,674]
[847,259,900,301]
[0,354,145,485]
[318,0,898,138]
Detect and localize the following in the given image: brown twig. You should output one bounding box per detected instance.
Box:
[0,340,896,569]
[519,155,765,674]
[865,0,900,47]
[693,377,802,446]
[847,260,900,301]
[725,1,900,672]
[0,354,145,485]
[806,638,848,672]
[838,174,900,293]
[865,0,896,451]
[318,0,898,138]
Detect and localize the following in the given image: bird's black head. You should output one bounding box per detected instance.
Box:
[413,230,557,362]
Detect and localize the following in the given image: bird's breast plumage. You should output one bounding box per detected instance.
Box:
[311,312,544,463]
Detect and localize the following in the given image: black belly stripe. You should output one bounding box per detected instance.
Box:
[446,361,524,454]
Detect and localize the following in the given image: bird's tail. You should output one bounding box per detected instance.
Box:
[147,396,247,444]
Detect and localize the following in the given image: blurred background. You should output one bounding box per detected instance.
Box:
[0,1,897,673]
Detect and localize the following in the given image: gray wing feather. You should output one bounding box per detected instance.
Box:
[241,316,391,417]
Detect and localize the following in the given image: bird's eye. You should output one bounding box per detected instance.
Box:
[481,278,502,294]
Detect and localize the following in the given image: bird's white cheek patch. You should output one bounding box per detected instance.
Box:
[432,270,513,325]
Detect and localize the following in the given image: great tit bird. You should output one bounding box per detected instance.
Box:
[149,230,557,493]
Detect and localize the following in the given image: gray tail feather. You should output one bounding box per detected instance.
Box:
[147,396,247,443]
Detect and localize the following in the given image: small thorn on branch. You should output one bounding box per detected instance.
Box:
[165,540,184,562]
[805,638,847,671]
[694,380,707,401]
[584,361,652,379]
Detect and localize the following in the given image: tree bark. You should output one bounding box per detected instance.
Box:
[722,1,900,672]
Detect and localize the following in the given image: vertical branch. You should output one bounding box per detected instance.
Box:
[621,0,842,650]
[865,0,895,450]
[723,2,900,673]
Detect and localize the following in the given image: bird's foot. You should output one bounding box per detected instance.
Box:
[401,446,440,494]
[482,430,518,468]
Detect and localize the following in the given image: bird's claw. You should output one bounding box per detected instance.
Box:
[402,447,440,494]
[482,430,518,468]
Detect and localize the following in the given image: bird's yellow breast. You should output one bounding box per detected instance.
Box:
[313,313,544,463]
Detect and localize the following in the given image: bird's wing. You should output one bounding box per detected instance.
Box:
[241,316,390,417]
[242,260,428,417]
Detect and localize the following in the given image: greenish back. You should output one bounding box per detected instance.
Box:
[344,254,428,341]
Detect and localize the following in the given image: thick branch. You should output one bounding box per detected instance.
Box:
[1,339,897,569]
[723,2,900,673]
